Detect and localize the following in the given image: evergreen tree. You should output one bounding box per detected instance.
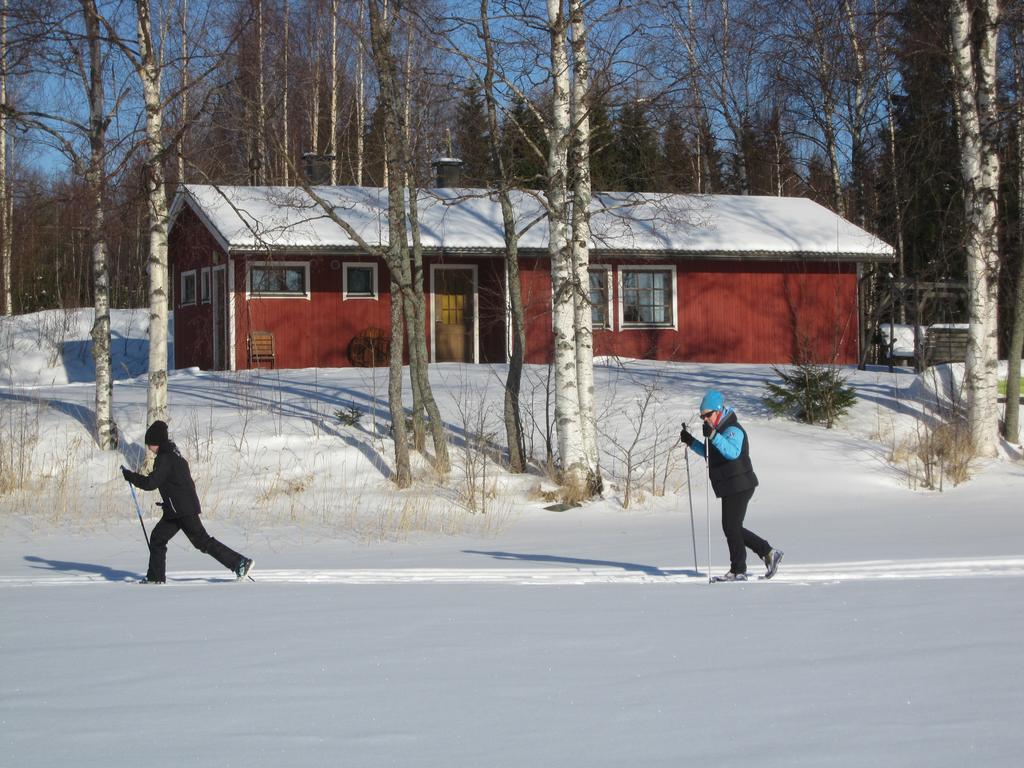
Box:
[502,95,547,189]
[888,0,964,282]
[613,99,662,192]
[453,86,492,187]
[586,88,617,191]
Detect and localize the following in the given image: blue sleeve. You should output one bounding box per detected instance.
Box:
[710,426,745,460]
[688,440,707,459]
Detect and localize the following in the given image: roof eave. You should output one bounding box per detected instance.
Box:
[222,243,894,263]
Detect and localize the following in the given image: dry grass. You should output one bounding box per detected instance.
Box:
[890,419,974,490]
[0,398,44,497]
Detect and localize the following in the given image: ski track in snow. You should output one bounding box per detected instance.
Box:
[5,556,1024,587]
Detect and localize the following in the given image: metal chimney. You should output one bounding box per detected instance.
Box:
[432,157,463,188]
[302,153,335,185]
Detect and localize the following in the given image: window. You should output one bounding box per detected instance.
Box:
[620,267,676,328]
[589,266,612,329]
[180,270,197,306]
[343,262,378,300]
[248,262,310,298]
[200,268,211,303]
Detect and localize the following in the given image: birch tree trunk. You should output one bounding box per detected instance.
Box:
[310,10,321,156]
[718,0,749,195]
[684,0,708,193]
[368,0,412,487]
[397,10,448,472]
[569,0,599,486]
[0,0,10,317]
[83,0,117,450]
[843,0,867,225]
[177,0,188,185]
[356,0,365,186]
[400,25,424,452]
[546,0,587,488]
[328,0,338,184]
[817,52,845,217]
[136,0,170,427]
[1004,33,1024,444]
[480,0,526,472]
[950,0,1001,457]
[281,0,289,185]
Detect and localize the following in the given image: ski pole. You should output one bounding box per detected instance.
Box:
[682,425,699,577]
[122,466,151,550]
[705,437,712,584]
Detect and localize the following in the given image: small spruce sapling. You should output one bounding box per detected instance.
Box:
[763,361,856,428]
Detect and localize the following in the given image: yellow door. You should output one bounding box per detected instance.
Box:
[434,269,473,363]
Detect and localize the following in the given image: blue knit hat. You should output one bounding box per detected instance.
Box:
[700,390,725,414]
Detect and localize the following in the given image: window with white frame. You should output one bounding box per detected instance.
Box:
[588,266,612,329]
[248,262,310,298]
[180,270,197,306]
[343,262,378,300]
[200,268,211,303]
[619,266,676,328]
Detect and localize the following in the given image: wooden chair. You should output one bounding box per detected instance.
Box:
[348,327,390,367]
[920,326,968,368]
[247,331,276,368]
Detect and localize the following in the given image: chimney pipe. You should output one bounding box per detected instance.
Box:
[302,153,335,185]
[432,157,463,188]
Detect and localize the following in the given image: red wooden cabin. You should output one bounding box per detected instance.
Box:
[168,185,893,371]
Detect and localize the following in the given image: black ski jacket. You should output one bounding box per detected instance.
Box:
[124,442,202,519]
[705,411,759,499]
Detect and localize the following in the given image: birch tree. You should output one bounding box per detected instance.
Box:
[83,0,117,449]
[545,0,590,490]
[950,0,1001,456]
[0,0,10,317]
[1004,20,1024,444]
[569,0,599,480]
[122,0,171,427]
[478,0,528,471]
[328,0,338,183]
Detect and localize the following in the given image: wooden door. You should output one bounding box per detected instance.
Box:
[433,268,474,363]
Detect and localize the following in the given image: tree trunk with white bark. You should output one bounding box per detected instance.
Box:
[546,0,588,489]
[84,0,117,450]
[328,0,338,185]
[1004,31,1024,445]
[569,0,599,487]
[480,0,526,472]
[950,0,1001,457]
[0,0,10,317]
[136,0,170,427]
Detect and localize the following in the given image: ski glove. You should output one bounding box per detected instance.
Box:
[680,425,696,447]
[702,421,715,439]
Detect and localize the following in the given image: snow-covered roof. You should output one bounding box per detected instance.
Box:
[171,184,893,261]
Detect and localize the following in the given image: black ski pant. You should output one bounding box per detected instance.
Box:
[721,488,771,575]
[146,514,243,581]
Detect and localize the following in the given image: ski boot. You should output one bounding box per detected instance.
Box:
[763,549,784,579]
[235,557,254,581]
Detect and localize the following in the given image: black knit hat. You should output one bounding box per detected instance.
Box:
[144,420,169,446]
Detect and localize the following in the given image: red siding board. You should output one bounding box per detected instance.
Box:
[235,256,394,370]
[590,260,859,364]
[169,208,228,370]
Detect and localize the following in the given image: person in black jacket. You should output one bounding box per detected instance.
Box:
[122,420,253,584]
[680,390,783,581]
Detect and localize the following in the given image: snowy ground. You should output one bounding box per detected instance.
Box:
[2,310,1023,767]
